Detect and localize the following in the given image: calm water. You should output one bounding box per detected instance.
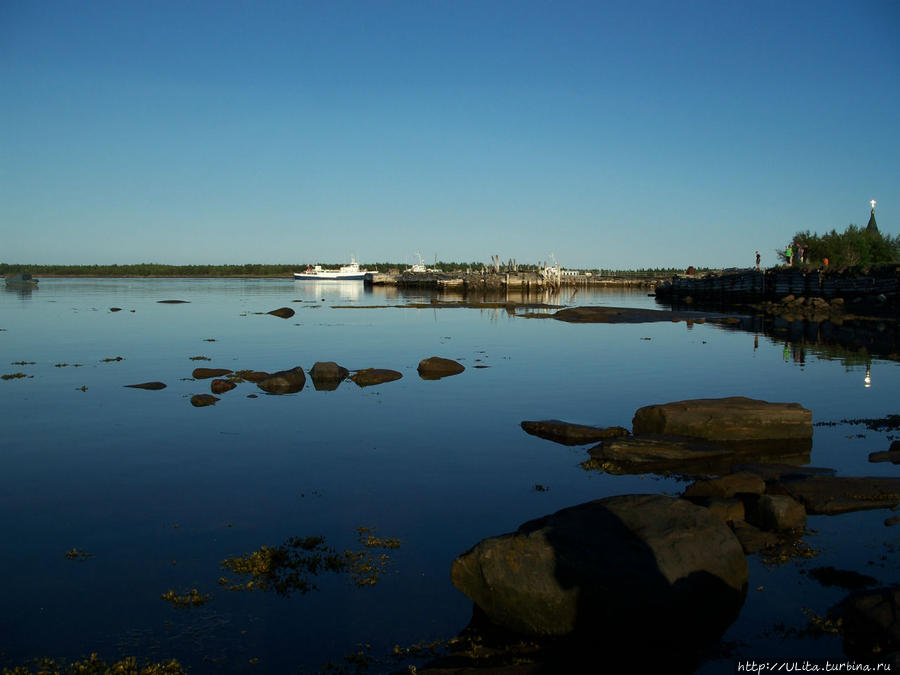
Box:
[1,278,899,673]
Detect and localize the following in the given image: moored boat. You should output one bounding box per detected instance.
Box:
[293,259,367,281]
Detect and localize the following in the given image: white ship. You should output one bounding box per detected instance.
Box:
[293,259,367,281]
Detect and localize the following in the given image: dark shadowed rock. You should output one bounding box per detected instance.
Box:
[237,370,270,382]
[309,361,350,391]
[729,463,836,481]
[157,299,189,304]
[124,381,166,390]
[729,521,780,554]
[110,307,122,312]
[744,494,807,531]
[684,472,766,499]
[267,307,295,319]
[211,379,237,394]
[257,367,306,394]
[689,497,745,524]
[830,586,900,660]
[190,394,219,407]
[769,476,900,515]
[521,420,629,446]
[351,368,403,387]
[806,566,878,591]
[632,397,812,443]
[192,367,233,379]
[418,356,465,380]
[450,494,747,641]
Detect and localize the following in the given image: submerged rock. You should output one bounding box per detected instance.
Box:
[831,586,900,660]
[417,356,465,380]
[521,420,629,446]
[683,472,766,499]
[310,361,350,391]
[124,381,167,390]
[257,367,306,394]
[450,494,747,641]
[351,368,403,387]
[192,367,233,379]
[267,307,295,319]
[632,397,813,443]
[190,394,219,407]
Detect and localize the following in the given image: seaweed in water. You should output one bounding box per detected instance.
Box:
[219,527,400,595]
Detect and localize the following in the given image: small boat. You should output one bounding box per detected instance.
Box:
[5,272,39,288]
[293,259,367,281]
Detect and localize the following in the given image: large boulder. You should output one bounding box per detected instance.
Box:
[417,356,465,380]
[521,420,629,446]
[632,397,812,443]
[450,494,747,641]
[309,361,350,391]
[257,367,306,394]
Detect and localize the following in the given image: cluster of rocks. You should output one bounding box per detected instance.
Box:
[436,397,900,671]
[125,356,466,407]
[753,294,846,323]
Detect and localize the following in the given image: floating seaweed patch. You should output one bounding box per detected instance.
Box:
[64,548,93,561]
[219,528,401,595]
[2,373,32,380]
[101,356,124,362]
[0,654,188,674]
[10,361,35,365]
[189,356,211,361]
[160,588,211,608]
[54,363,69,367]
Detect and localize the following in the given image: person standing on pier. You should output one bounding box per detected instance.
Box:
[785,244,793,267]
[755,251,760,270]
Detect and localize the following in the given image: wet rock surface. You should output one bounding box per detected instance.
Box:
[450,494,747,641]
[520,420,628,446]
[351,368,403,387]
[309,361,350,391]
[192,367,233,379]
[267,306,295,319]
[830,586,900,661]
[417,356,465,380]
[124,381,167,390]
[632,396,813,443]
[190,394,219,407]
[257,366,306,394]
[211,379,237,394]
[768,476,900,515]
[552,306,726,324]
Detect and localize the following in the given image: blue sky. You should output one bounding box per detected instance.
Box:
[2,0,897,269]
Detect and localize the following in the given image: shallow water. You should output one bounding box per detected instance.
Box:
[1,279,898,673]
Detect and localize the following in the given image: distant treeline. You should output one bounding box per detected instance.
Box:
[780,224,900,268]
[1,262,704,277]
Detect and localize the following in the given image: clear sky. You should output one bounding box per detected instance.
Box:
[2,0,898,269]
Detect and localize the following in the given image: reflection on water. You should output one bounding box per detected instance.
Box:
[0,279,898,673]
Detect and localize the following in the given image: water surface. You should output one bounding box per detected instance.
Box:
[1,279,898,673]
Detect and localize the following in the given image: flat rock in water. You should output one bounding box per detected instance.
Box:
[553,306,722,324]
[451,494,747,641]
[157,300,189,304]
[683,472,766,499]
[521,420,629,446]
[769,476,900,515]
[729,462,836,481]
[587,436,811,477]
[267,307,295,319]
[417,356,465,380]
[124,381,167,390]
[257,367,306,394]
[632,396,813,443]
[351,368,403,387]
[192,367,233,379]
[190,394,219,407]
